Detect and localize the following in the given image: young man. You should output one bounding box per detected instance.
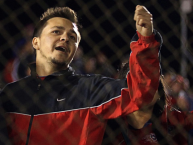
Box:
[0,5,162,145]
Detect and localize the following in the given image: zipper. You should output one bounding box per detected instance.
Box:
[26,115,34,145]
[37,84,41,90]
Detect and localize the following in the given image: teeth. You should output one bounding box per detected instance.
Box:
[56,46,66,52]
[61,47,65,51]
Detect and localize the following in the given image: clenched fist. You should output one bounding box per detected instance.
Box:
[134,5,153,36]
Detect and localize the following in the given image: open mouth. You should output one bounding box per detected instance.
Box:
[55,46,68,52]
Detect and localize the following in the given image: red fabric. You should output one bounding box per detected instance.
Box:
[127,31,160,109]
[39,76,46,80]
[3,59,15,83]
[170,97,178,107]
[6,113,31,145]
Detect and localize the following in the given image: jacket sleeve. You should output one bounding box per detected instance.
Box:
[90,30,162,119]
[127,30,162,109]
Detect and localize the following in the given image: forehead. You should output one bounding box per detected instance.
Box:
[43,17,79,34]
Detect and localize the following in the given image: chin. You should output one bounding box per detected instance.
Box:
[51,58,67,67]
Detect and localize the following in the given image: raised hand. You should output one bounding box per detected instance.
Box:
[134,5,153,36]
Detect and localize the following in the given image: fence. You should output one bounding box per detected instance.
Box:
[0,0,193,144]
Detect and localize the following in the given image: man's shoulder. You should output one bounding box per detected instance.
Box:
[1,76,32,92]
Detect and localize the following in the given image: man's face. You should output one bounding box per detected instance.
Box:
[33,17,80,68]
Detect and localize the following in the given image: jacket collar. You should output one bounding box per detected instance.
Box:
[29,63,75,78]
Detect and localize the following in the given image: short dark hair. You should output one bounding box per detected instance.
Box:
[33,7,81,40]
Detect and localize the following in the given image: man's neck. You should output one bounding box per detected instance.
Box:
[36,62,68,76]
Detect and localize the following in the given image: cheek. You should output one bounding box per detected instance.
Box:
[41,36,57,50]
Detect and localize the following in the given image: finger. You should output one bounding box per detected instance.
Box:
[135,5,142,10]
[136,5,151,14]
[135,15,153,22]
[136,15,152,25]
[134,13,152,22]
[134,12,152,21]
[135,10,152,17]
[134,8,152,19]
[137,19,153,28]
[134,6,152,20]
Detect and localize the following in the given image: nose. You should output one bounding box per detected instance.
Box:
[60,33,69,42]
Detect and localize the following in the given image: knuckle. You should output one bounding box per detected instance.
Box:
[139,6,144,10]
[136,5,142,11]
[136,5,140,8]
[135,9,139,14]
[139,19,144,22]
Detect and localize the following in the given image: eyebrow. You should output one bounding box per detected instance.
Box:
[51,26,77,35]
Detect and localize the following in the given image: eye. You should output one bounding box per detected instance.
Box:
[52,30,60,34]
[70,36,76,40]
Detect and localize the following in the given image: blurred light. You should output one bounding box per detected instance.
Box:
[181,0,192,13]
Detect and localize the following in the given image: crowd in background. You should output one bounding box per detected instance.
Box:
[2,24,35,85]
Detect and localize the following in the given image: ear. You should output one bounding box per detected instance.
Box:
[32,37,40,50]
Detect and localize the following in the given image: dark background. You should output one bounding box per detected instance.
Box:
[0,0,193,89]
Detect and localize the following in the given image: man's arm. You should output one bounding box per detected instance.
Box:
[90,5,161,119]
[125,90,160,129]
[125,5,161,109]
[121,5,162,128]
